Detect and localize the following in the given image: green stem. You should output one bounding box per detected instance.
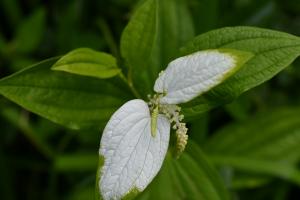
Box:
[1,108,54,160]
[19,111,55,159]
[97,18,120,59]
[98,18,142,99]
[119,73,141,99]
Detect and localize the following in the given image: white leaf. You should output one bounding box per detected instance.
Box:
[98,99,170,200]
[154,49,252,104]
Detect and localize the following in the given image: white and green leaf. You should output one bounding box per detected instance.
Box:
[98,99,170,200]
[154,49,253,104]
[52,48,121,79]
[180,27,300,117]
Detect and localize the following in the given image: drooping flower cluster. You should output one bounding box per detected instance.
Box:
[148,93,188,158]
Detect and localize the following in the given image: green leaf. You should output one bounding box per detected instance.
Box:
[205,107,300,163]
[209,155,300,186]
[181,27,300,117]
[137,142,230,200]
[0,58,133,130]
[54,153,98,172]
[121,0,195,97]
[12,7,46,54]
[52,48,121,79]
[120,0,157,97]
[204,107,300,186]
[153,0,195,70]
[0,150,14,200]
[188,0,219,34]
[230,174,271,189]
[67,186,95,200]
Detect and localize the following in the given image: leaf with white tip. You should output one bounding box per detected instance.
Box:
[97,99,170,200]
[154,49,253,104]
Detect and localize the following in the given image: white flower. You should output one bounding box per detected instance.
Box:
[97,49,252,200]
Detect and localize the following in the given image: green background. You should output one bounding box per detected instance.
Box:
[0,0,300,199]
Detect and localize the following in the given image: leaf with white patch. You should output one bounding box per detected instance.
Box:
[154,49,253,104]
[97,99,170,200]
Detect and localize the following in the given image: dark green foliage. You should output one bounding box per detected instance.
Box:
[0,0,300,199]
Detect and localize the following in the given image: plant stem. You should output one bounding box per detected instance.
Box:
[1,108,55,160]
[119,73,141,99]
[97,18,120,59]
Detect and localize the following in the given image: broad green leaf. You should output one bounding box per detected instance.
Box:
[137,142,230,200]
[204,107,300,163]
[188,113,209,144]
[12,7,46,54]
[180,27,300,117]
[10,56,37,71]
[120,0,157,97]
[0,58,133,130]
[121,0,195,97]
[154,49,253,104]
[52,48,121,79]
[209,155,300,186]
[152,0,195,70]
[204,107,300,186]
[97,99,170,200]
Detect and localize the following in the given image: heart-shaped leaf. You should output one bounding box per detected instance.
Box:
[97,99,170,200]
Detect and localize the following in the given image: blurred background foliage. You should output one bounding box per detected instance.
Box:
[0,0,300,199]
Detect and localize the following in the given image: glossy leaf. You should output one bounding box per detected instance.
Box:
[181,27,300,117]
[0,58,133,130]
[52,48,121,79]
